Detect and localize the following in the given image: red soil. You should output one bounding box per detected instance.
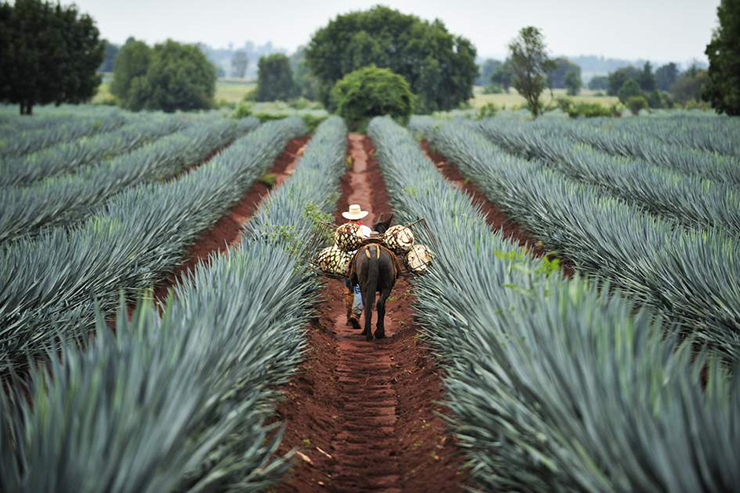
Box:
[422,140,574,278]
[152,137,309,303]
[274,135,464,492]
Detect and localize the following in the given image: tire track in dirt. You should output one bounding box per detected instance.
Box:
[422,140,575,278]
[274,135,464,492]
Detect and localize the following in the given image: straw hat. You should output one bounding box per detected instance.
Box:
[342,204,369,220]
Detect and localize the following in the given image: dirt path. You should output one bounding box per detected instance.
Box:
[152,136,309,303]
[274,135,464,492]
[422,140,574,277]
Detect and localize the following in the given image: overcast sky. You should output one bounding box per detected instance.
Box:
[74,0,719,62]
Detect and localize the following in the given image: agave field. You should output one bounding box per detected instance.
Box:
[1,104,739,492]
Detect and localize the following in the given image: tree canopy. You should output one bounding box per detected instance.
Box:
[655,63,679,92]
[330,65,413,131]
[255,54,295,102]
[0,0,104,115]
[704,0,740,115]
[305,6,477,113]
[476,59,502,86]
[111,39,216,112]
[508,26,551,118]
[547,57,581,89]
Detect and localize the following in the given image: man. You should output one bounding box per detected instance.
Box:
[342,204,371,326]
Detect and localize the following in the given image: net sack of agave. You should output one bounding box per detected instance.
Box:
[334,223,365,253]
[316,245,352,276]
[405,244,433,273]
[383,225,414,254]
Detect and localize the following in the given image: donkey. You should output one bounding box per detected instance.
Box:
[349,214,401,341]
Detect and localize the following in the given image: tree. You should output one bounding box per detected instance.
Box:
[671,66,710,105]
[490,60,514,93]
[607,66,641,95]
[231,50,248,78]
[112,39,216,111]
[0,0,104,115]
[655,63,679,91]
[626,95,648,115]
[100,40,120,72]
[547,57,581,89]
[618,79,642,104]
[565,71,582,96]
[305,6,477,113]
[588,75,609,91]
[476,59,501,86]
[255,54,295,101]
[637,62,656,92]
[291,46,322,101]
[508,26,551,118]
[330,66,413,131]
[110,39,151,105]
[704,0,740,115]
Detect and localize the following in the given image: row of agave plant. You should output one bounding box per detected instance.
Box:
[0,109,129,158]
[0,113,191,187]
[0,116,348,492]
[575,113,740,160]
[0,116,260,244]
[411,116,740,363]
[368,115,740,492]
[0,117,305,374]
[466,117,740,237]
[489,115,740,185]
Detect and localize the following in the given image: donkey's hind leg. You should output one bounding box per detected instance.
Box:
[374,288,392,339]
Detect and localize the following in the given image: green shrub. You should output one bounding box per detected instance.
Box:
[557,98,614,118]
[483,83,504,94]
[233,102,253,119]
[626,95,649,115]
[475,102,498,120]
[618,79,642,104]
[330,65,413,131]
[647,90,673,109]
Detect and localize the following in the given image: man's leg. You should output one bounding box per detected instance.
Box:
[344,278,355,325]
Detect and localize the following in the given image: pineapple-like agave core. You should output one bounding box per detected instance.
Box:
[334,222,364,252]
[317,245,352,275]
[406,244,433,273]
[383,225,414,254]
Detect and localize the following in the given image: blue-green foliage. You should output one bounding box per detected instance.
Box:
[369,116,740,492]
[0,117,259,244]
[0,117,305,374]
[0,116,347,492]
[412,116,740,362]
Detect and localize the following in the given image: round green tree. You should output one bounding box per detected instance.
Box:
[306,6,476,113]
[330,66,413,131]
[112,39,216,112]
[0,0,104,115]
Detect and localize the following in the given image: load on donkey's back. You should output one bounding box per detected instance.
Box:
[315,204,433,340]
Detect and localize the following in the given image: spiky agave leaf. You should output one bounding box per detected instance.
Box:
[369,116,740,492]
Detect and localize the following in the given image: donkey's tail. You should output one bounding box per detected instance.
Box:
[362,245,380,338]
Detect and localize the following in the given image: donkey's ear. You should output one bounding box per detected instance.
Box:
[387,213,394,226]
[377,212,384,224]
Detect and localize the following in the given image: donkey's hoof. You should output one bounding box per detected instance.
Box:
[350,317,361,330]
[365,333,374,341]
[374,330,386,339]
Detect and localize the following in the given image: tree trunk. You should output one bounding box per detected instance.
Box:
[27,102,33,115]
[19,102,24,115]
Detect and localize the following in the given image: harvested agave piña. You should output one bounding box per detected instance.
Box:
[317,245,351,276]
[405,244,433,273]
[383,225,414,254]
[334,222,364,252]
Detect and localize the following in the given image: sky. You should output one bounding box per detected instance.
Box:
[73,0,720,63]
